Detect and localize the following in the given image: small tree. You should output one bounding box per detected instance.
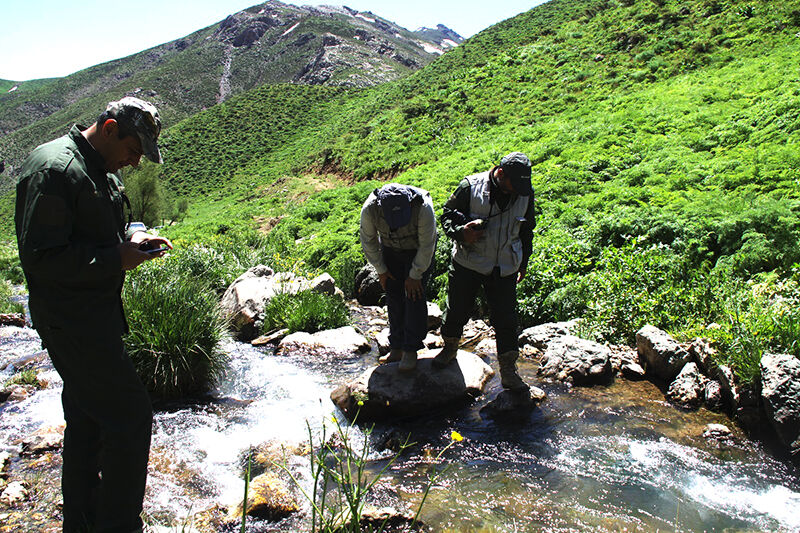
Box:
[123,161,165,227]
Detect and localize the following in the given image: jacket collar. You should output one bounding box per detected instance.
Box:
[69,124,108,174]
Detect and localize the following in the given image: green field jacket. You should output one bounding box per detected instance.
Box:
[15,125,129,333]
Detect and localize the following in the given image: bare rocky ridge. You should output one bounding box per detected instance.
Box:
[0,0,463,187]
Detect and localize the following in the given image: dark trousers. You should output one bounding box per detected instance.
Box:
[37,322,152,533]
[383,246,432,351]
[441,261,519,355]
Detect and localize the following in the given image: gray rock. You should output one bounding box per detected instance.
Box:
[375,328,390,355]
[21,428,64,456]
[0,481,27,506]
[0,451,10,477]
[689,337,718,376]
[610,345,642,376]
[423,332,443,349]
[277,326,370,357]
[355,263,383,306]
[427,301,443,330]
[219,265,276,340]
[621,362,646,380]
[331,351,494,421]
[480,386,546,419]
[518,320,578,350]
[704,380,724,411]
[220,267,341,341]
[760,353,800,460]
[309,273,337,296]
[703,423,733,443]
[666,362,708,408]
[251,328,289,346]
[715,364,736,404]
[636,325,691,382]
[538,335,612,385]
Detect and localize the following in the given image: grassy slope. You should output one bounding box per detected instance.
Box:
[2,0,799,370]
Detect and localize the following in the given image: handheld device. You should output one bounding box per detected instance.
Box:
[144,246,169,254]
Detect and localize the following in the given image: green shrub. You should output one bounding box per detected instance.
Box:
[262,290,349,334]
[0,243,23,285]
[690,269,800,385]
[0,280,23,315]
[4,368,45,389]
[123,253,228,401]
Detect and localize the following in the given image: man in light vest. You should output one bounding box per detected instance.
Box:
[360,184,437,372]
[435,152,536,391]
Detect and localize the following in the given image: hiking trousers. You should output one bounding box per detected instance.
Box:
[441,261,519,355]
[383,246,433,351]
[37,322,152,533]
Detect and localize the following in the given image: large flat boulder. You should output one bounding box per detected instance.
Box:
[518,320,578,351]
[761,353,800,462]
[277,326,370,357]
[636,325,691,382]
[331,351,494,421]
[538,335,612,385]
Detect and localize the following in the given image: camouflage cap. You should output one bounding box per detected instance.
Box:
[499,151,532,196]
[105,97,163,164]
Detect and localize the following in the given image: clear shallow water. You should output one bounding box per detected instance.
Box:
[2,328,799,532]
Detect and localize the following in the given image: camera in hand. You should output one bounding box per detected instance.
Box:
[472,218,487,230]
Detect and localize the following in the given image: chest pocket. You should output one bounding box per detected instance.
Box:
[74,176,125,244]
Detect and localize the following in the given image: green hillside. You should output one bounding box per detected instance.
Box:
[3,0,799,383]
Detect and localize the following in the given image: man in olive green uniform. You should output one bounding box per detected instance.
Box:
[15,97,171,533]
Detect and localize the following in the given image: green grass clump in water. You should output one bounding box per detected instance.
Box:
[123,250,228,401]
[262,291,350,334]
[4,368,44,389]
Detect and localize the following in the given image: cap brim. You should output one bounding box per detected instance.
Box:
[139,133,163,164]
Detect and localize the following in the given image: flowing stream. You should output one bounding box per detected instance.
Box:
[2,320,799,532]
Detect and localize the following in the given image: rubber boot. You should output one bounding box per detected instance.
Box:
[398,350,417,373]
[379,348,403,364]
[498,350,527,390]
[432,336,460,369]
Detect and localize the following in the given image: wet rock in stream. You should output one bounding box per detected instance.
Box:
[331,350,494,421]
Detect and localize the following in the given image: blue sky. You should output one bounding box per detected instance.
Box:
[0,0,545,81]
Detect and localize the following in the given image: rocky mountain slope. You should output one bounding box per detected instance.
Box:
[0,0,461,186]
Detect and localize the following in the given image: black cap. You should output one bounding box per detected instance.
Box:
[500,152,532,196]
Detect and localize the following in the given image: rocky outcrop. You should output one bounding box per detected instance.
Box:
[277,326,370,357]
[636,325,691,382]
[760,353,800,461]
[331,351,494,421]
[219,266,340,341]
[538,335,612,385]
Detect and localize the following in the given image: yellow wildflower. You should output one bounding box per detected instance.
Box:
[450,431,463,442]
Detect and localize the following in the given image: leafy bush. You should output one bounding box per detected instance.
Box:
[262,290,349,334]
[689,268,800,385]
[0,280,23,315]
[123,252,228,401]
[4,368,45,389]
[0,242,23,285]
